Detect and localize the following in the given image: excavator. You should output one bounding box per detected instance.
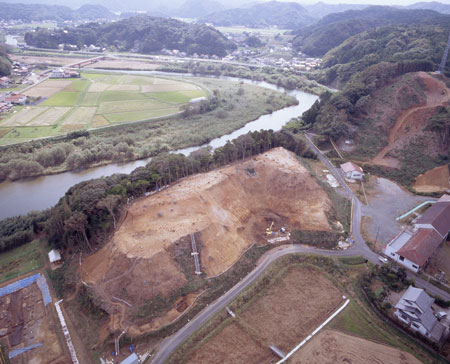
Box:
[265,221,274,236]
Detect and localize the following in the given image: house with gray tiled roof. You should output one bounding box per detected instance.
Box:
[395,286,447,343]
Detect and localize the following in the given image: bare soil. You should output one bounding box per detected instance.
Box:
[90,60,159,71]
[0,282,67,364]
[80,148,332,333]
[185,266,344,364]
[24,80,73,98]
[373,72,450,168]
[288,329,422,364]
[425,241,450,280]
[413,164,450,193]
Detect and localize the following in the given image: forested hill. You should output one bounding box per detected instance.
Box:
[199,1,314,29]
[0,45,12,77]
[25,16,236,56]
[0,2,116,21]
[317,25,450,86]
[293,6,450,57]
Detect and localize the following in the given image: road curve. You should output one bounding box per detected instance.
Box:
[150,135,450,363]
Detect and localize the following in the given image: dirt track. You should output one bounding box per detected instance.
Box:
[373,72,450,168]
[288,329,422,364]
[81,148,333,332]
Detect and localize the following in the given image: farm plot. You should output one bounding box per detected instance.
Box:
[62,107,96,126]
[0,107,47,126]
[185,265,344,364]
[1,72,209,144]
[27,107,70,126]
[23,79,72,98]
[287,330,422,364]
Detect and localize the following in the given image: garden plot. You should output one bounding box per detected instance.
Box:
[141,83,199,93]
[27,107,70,126]
[88,82,111,93]
[1,107,48,127]
[98,99,169,114]
[108,84,140,91]
[62,107,96,126]
[23,80,73,98]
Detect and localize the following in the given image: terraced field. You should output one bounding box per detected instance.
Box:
[0,73,208,144]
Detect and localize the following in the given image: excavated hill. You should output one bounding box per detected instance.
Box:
[80,148,333,329]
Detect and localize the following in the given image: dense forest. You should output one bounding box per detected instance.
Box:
[25,15,236,56]
[0,129,314,253]
[293,6,450,57]
[317,25,450,86]
[0,45,12,77]
[199,1,314,29]
[0,3,116,22]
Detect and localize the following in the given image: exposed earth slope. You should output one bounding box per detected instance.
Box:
[80,148,333,331]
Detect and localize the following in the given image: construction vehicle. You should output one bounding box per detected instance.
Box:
[265,221,274,235]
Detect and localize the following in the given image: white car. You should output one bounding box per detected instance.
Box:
[378,256,388,264]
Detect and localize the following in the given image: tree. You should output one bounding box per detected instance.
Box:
[96,195,121,229]
[64,211,93,252]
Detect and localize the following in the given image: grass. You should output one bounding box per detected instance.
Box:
[79,92,101,107]
[65,79,89,92]
[0,239,43,283]
[99,90,148,103]
[41,91,81,106]
[150,90,207,104]
[97,99,169,114]
[104,108,179,124]
[4,125,59,139]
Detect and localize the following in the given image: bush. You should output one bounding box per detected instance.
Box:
[292,230,341,249]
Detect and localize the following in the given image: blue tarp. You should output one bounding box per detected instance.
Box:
[0,273,40,298]
[0,273,52,306]
[8,342,43,358]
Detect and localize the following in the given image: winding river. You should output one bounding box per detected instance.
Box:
[0,74,318,220]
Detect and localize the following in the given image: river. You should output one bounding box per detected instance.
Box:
[0,74,318,220]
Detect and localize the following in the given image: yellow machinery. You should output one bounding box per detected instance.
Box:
[265,221,274,235]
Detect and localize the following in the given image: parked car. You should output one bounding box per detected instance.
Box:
[378,256,388,264]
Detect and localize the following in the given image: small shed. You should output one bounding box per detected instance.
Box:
[340,161,364,181]
[48,249,62,265]
[120,352,139,364]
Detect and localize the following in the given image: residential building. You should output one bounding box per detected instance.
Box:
[0,76,10,88]
[5,93,26,105]
[50,68,65,79]
[384,197,450,272]
[395,286,447,343]
[340,161,364,181]
[48,249,62,265]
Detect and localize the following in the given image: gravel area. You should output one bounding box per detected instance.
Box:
[362,178,434,249]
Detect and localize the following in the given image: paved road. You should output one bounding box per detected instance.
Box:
[150,135,450,364]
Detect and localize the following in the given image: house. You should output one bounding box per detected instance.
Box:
[0,102,13,114]
[340,161,364,181]
[415,200,450,240]
[120,353,139,364]
[384,198,450,272]
[50,68,65,79]
[5,93,27,105]
[48,249,62,266]
[395,286,447,343]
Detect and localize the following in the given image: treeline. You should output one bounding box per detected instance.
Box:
[317,25,450,86]
[158,61,324,94]
[0,44,12,77]
[24,15,236,57]
[0,130,314,253]
[292,6,450,57]
[0,3,116,22]
[294,60,433,138]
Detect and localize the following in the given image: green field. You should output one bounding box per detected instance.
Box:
[0,72,209,144]
[0,240,43,283]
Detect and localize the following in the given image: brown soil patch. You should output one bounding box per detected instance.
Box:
[413,164,449,193]
[1,107,48,127]
[91,115,110,127]
[10,54,87,67]
[24,80,73,98]
[373,72,450,168]
[80,148,332,333]
[90,60,159,70]
[185,266,344,364]
[0,282,67,364]
[288,329,422,364]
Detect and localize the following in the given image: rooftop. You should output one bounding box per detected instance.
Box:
[388,231,413,251]
[340,161,363,174]
[397,229,442,267]
[416,201,450,238]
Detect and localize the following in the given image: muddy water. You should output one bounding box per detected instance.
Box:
[0,74,318,220]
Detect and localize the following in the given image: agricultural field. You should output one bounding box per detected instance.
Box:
[0,240,43,283]
[0,73,208,144]
[181,264,344,364]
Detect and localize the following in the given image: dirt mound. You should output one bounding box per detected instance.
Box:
[372,72,450,168]
[289,329,422,364]
[413,164,450,193]
[81,148,332,330]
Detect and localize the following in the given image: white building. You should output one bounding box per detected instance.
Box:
[395,286,447,343]
[48,249,62,265]
[340,161,364,181]
[120,353,139,364]
[50,68,65,79]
